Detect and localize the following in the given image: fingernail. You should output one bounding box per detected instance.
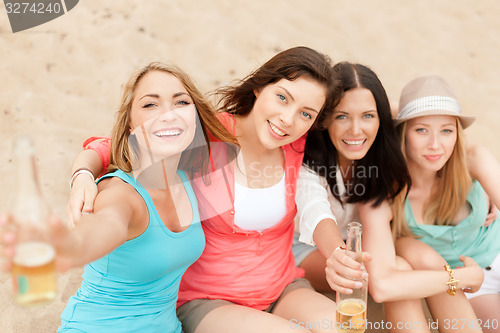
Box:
[362,272,369,278]
[355,282,363,288]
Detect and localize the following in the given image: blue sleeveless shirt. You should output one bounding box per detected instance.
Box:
[59,170,205,333]
[405,181,500,269]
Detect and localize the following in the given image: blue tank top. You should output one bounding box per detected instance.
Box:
[59,170,205,333]
[405,181,500,269]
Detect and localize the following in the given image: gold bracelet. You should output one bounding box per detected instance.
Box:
[444,265,460,296]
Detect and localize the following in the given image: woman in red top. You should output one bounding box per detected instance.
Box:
[68,47,342,332]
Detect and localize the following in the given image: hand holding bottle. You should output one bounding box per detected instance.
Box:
[326,246,372,294]
[4,136,57,305]
[335,222,369,333]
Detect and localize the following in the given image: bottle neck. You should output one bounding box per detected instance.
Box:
[345,223,362,253]
[16,154,43,201]
[13,147,49,226]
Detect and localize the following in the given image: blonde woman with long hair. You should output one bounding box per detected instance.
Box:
[392,75,500,333]
[355,75,487,333]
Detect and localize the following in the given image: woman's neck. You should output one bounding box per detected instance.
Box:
[338,156,354,183]
[407,161,439,190]
[133,155,181,190]
[235,115,280,157]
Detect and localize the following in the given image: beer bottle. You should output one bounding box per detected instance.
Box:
[10,136,56,305]
[336,222,368,333]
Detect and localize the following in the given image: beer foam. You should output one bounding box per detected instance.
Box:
[14,242,55,267]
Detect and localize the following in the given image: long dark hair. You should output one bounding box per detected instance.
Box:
[303,62,410,206]
[215,46,341,121]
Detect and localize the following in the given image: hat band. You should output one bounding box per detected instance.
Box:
[399,96,462,120]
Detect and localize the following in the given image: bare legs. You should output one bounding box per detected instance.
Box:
[384,256,431,333]
[195,288,337,333]
[396,237,482,333]
[469,295,500,333]
[299,249,331,292]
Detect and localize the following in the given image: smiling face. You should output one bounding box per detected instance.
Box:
[129,70,197,160]
[247,75,326,150]
[404,115,458,173]
[327,88,380,167]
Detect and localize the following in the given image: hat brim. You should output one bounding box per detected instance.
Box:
[394,110,476,129]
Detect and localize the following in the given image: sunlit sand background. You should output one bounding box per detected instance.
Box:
[1,1,499,331]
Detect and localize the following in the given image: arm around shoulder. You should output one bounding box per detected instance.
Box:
[467,143,500,209]
[58,178,141,269]
[67,148,108,225]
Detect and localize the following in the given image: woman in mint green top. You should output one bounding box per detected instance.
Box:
[392,75,500,332]
[404,180,500,270]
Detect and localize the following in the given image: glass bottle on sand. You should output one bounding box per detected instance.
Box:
[336,222,367,333]
[10,136,56,305]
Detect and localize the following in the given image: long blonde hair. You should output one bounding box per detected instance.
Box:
[391,118,472,239]
[109,62,237,175]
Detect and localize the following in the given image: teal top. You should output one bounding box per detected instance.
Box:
[406,181,500,269]
[59,170,205,333]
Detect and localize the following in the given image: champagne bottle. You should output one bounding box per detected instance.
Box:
[10,136,56,305]
[336,222,367,333]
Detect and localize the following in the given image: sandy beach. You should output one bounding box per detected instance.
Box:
[0,1,499,331]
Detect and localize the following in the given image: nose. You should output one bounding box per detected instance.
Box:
[279,108,294,127]
[350,118,362,136]
[158,108,177,122]
[428,132,440,149]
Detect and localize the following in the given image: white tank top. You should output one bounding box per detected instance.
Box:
[234,173,287,232]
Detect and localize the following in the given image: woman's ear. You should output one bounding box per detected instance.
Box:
[253,88,261,98]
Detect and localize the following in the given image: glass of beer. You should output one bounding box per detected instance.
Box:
[336,222,367,333]
[10,136,57,306]
[12,241,57,305]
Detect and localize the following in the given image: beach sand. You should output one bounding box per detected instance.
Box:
[0,1,499,331]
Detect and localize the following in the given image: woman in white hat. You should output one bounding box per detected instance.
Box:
[390,75,500,332]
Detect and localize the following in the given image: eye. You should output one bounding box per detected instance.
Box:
[442,129,454,134]
[175,99,191,106]
[335,114,346,120]
[416,128,427,133]
[300,111,312,120]
[364,113,375,119]
[277,94,287,102]
[143,102,157,108]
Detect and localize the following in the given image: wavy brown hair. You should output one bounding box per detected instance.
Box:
[109,62,237,176]
[214,46,341,126]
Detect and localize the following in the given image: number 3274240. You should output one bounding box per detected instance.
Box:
[443,318,498,330]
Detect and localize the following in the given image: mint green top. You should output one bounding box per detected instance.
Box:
[406,181,500,269]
